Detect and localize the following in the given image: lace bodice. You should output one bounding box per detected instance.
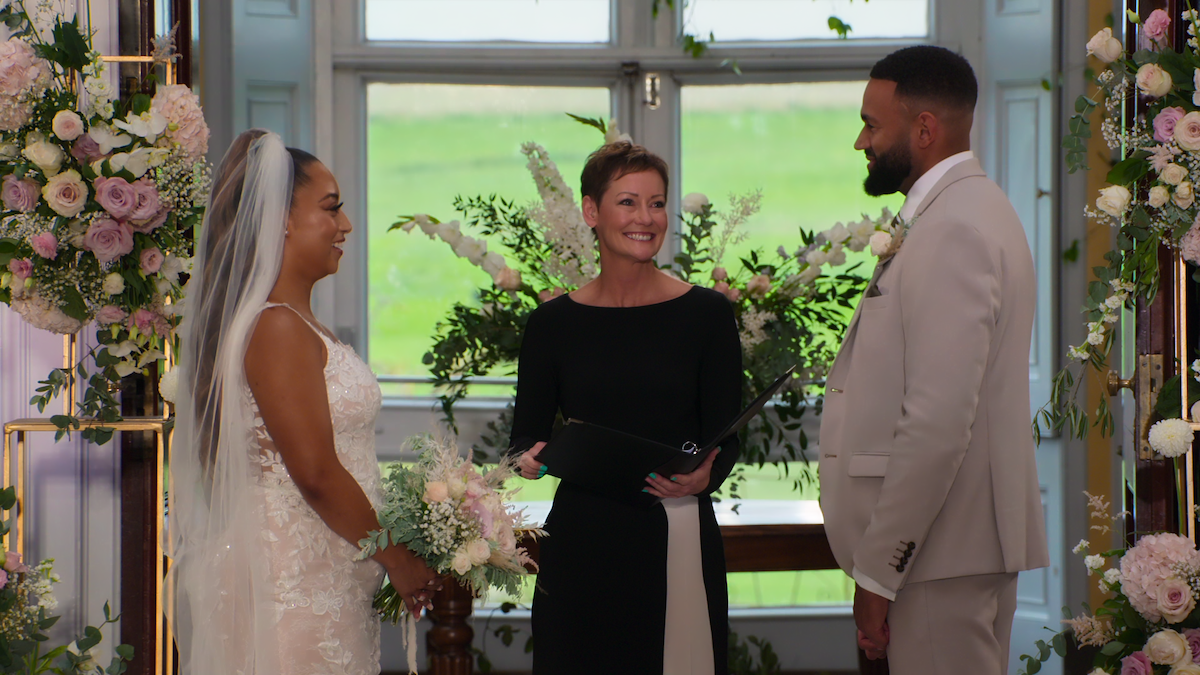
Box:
[243,303,386,675]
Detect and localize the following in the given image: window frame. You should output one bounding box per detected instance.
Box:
[326,0,945,407]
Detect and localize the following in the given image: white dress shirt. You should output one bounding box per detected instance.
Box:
[850,149,975,603]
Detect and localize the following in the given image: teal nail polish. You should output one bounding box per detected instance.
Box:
[649,473,657,479]
[641,488,648,493]
[539,465,547,472]
[670,476,678,482]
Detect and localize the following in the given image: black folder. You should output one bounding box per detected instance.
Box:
[535,366,796,506]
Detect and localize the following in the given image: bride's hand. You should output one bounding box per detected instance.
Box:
[386,548,440,616]
[517,441,548,480]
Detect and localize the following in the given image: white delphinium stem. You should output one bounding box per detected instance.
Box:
[520,142,597,287]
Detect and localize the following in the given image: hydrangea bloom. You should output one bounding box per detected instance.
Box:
[1121,533,1200,623]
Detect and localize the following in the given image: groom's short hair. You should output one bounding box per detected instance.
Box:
[870,46,978,113]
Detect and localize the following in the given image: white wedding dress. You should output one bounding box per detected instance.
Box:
[245,302,386,675]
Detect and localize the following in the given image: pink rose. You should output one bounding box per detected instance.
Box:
[129,178,162,222]
[1121,651,1153,675]
[0,568,9,591]
[1144,9,1172,48]
[711,267,728,281]
[95,305,127,325]
[83,218,134,264]
[7,257,32,280]
[1156,107,1187,143]
[1,174,38,212]
[713,280,741,302]
[93,176,138,220]
[1186,628,1200,663]
[29,232,56,260]
[747,273,772,298]
[140,247,164,274]
[70,134,104,163]
[130,208,168,234]
[2,551,25,574]
[129,308,169,337]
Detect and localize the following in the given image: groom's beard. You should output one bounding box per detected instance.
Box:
[862,143,914,197]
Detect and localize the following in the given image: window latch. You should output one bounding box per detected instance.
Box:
[643,72,661,110]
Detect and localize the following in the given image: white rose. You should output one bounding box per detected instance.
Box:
[1150,185,1172,208]
[1087,27,1124,63]
[466,539,491,565]
[1157,577,1196,623]
[1146,629,1190,666]
[681,192,710,216]
[1172,663,1200,675]
[158,369,178,404]
[51,110,83,141]
[869,231,893,257]
[1178,182,1197,209]
[1137,63,1174,98]
[22,135,63,176]
[423,481,448,503]
[451,549,472,576]
[1162,163,1189,186]
[1096,185,1132,217]
[42,170,87,218]
[103,272,125,296]
[0,142,17,159]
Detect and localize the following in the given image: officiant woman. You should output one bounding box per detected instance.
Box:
[508,141,743,675]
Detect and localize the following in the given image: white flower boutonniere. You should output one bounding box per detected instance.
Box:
[871,216,913,263]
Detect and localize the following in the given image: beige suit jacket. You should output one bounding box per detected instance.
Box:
[818,158,1049,595]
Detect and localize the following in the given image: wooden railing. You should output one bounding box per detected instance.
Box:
[422,501,887,674]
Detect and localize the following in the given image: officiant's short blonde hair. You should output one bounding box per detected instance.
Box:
[580,141,669,203]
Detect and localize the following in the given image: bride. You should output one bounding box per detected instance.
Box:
[170,129,436,674]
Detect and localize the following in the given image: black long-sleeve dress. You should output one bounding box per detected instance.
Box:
[509,286,743,675]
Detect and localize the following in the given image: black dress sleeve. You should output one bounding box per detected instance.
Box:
[508,306,559,457]
[698,295,743,495]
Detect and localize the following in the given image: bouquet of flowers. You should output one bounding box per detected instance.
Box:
[394,114,895,492]
[0,1,210,442]
[1040,7,1200,441]
[358,436,542,673]
[0,484,132,674]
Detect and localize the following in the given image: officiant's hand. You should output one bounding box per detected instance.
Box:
[854,584,890,660]
[517,442,548,479]
[644,449,720,498]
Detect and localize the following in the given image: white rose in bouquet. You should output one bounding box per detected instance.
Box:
[23,134,63,176]
[1137,63,1173,98]
[1096,185,1132,217]
[1177,112,1200,152]
[51,110,83,141]
[1146,629,1190,666]
[1086,27,1124,63]
[451,549,472,575]
[1156,577,1196,623]
[1149,185,1171,208]
[42,170,86,217]
[1162,163,1189,186]
[1177,182,1196,209]
[466,539,491,566]
[102,272,125,296]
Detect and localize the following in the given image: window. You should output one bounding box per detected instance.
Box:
[336,0,942,610]
[364,0,612,43]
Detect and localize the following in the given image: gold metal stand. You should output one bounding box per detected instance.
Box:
[1178,253,1198,541]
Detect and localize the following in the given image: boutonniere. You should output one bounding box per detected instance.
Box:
[869,216,915,263]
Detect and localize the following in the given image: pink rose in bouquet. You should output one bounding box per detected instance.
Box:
[151,84,210,161]
[1186,628,1200,663]
[70,134,104,163]
[1,174,38,212]
[131,207,168,234]
[95,305,127,326]
[129,307,169,336]
[1121,651,1153,675]
[714,280,741,302]
[129,178,161,221]
[7,257,32,280]
[140,247,164,274]
[1155,107,1187,143]
[29,232,57,260]
[42,169,86,217]
[84,218,134,264]
[3,551,26,574]
[94,176,138,220]
[747,273,772,298]
[1143,9,1172,49]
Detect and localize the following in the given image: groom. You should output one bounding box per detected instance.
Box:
[818,46,1049,674]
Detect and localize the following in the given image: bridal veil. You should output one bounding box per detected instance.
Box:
[169,129,293,674]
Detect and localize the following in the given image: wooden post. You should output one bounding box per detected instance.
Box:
[426,580,476,675]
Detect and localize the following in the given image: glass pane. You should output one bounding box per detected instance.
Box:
[365,0,611,43]
[684,0,928,41]
[682,81,903,271]
[367,84,610,394]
